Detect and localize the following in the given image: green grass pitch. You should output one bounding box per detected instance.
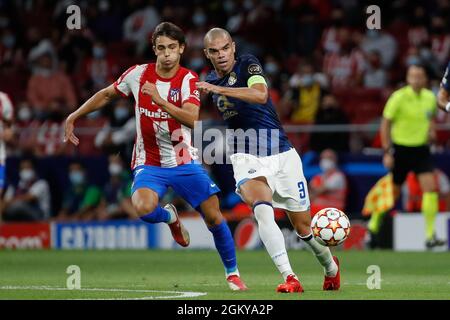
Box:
[0,249,449,300]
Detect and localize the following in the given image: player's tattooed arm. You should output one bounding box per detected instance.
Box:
[196,82,268,105]
[64,84,119,145]
[141,81,199,128]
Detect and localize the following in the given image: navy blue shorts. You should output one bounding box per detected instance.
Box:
[131,163,220,209]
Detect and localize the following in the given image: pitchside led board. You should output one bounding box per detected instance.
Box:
[393,213,450,251]
[1,216,449,251]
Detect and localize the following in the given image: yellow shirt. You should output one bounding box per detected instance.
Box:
[382,85,436,146]
[290,83,321,123]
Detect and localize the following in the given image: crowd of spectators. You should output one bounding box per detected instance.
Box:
[1,0,449,220]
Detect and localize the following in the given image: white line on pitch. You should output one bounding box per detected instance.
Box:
[0,285,207,300]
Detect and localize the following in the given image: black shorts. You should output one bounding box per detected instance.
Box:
[392,144,434,185]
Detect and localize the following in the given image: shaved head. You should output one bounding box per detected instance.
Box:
[203,28,236,77]
[204,28,232,47]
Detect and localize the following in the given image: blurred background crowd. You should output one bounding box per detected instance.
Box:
[1,0,449,222]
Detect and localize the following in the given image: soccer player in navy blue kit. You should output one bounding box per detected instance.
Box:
[197,28,341,293]
[437,62,450,113]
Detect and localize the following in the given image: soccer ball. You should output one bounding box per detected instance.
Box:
[311,208,351,246]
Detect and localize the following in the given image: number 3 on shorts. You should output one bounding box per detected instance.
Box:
[297,181,306,199]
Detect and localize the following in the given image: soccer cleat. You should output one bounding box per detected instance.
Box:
[164,204,190,247]
[226,275,248,291]
[425,235,446,249]
[276,274,304,293]
[323,256,340,291]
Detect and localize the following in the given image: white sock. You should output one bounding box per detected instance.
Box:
[254,202,294,281]
[299,233,338,277]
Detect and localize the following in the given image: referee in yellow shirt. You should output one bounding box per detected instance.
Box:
[381,64,445,249]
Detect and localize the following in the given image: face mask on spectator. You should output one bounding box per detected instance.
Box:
[223,0,235,13]
[193,12,207,26]
[70,171,85,185]
[109,163,122,176]
[265,62,279,75]
[406,56,421,66]
[18,107,32,122]
[190,57,205,70]
[114,107,129,121]
[33,67,52,77]
[20,169,35,182]
[87,110,101,120]
[320,159,336,172]
[300,75,314,87]
[93,46,105,59]
[366,29,380,39]
[2,34,15,48]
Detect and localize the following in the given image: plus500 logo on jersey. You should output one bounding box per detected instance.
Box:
[139,107,171,119]
[54,221,158,249]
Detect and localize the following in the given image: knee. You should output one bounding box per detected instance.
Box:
[132,199,157,216]
[203,209,224,228]
[295,221,312,237]
[290,215,312,237]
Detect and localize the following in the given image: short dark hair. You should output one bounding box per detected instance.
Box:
[152,22,185,46]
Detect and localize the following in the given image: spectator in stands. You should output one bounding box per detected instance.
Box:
[361,29,398,68]
[309,94,350,152]
[323,28,365,88]
[407,6,429,48]
[0,26,25,68]
[282,62,328,123]
[95,99,135,162]
[73,108,108,156]
[2,159,51,221]
[26,40,77,119]
[123,0,160,55]
[95,155,135,220]
[81,41,119,92]
[309,149,347,217]
[55,162,102,221]
[429,15,450,68]
[403,169,450,212]
[320,7,349,54]
[363,50,388,88]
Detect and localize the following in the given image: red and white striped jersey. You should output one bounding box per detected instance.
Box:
[114,63,200,169]
[0,91,14,165]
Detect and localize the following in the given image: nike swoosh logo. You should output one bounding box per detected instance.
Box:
[210,184,216,187]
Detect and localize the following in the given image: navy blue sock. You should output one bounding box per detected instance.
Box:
[208,220,238,274]
[140,206,171,224]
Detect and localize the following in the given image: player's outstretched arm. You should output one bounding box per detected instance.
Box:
[64,84,119,145]
[437,87,450,112]
[196,82,268,105]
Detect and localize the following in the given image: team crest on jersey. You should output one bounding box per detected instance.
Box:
[228,72,237,85]
[248,64,262,75]
[169,88,180,103]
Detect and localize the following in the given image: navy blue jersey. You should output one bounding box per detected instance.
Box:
[205,54,292,156]
[441,61,450,91]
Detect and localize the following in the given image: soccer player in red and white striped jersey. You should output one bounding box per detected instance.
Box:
[0,91,14,196]
[64,22,247,291]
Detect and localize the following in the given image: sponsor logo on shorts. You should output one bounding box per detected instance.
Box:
[248,169,256,174]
